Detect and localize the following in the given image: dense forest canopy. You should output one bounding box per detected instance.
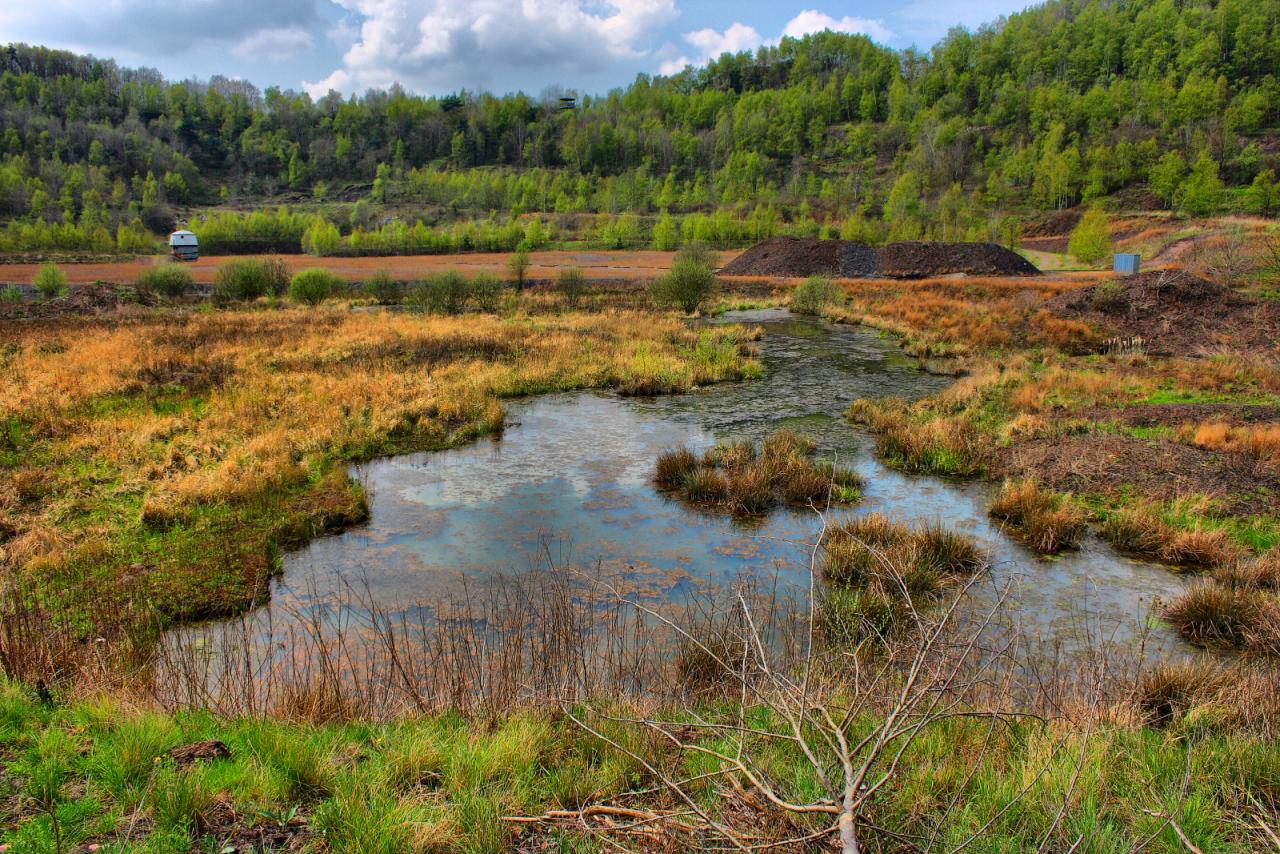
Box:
[1,0,1278,254]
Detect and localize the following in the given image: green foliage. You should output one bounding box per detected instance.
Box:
[1149,152,1188,207]
[364,270,400,304]
[288,268,343,306]
[1243,170,1279,215]
[213,259,273,304]
[557,268,587,308]
[790,275,844,315]
[136,264,193,298]
[651,244,720,313]
[469,273,503,312]
[1068,207,1114,266]
[0,285,21,304]
[507,248,530,292]
[33,263,67,299]
[411,270,469,314]
[0,3,1277,254]
[1177,153,1225,217]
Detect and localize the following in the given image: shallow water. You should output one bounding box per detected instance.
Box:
[174,309,1194,672]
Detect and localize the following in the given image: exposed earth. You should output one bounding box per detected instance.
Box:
[0,249,727,287]
[1044,269,1280,357]
[719,237,1041,278]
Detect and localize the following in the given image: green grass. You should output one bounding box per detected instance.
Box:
[0,679,1275,852]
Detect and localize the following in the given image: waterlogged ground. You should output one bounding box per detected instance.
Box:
[172,310,1195,672]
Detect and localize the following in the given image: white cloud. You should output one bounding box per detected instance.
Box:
[233,27,316,60]
[661,8,892,75]
[305,0,678,96]
[782,10,892,44]
[1,0,326,58]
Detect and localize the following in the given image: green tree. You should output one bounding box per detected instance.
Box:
[1176,153,1225,217]
[1067,207,1114,267]
[1149,152,1188,207]
[507,248,530,292]
[33,263,68,299]
[1243,170,1279,215]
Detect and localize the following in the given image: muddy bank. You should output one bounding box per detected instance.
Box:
[992,433,1280,516]
[720,237,1041,278]
[1044,269,1280,357]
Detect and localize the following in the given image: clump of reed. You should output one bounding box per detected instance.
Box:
[654,429,862,517]
[848,399,985,477]
[988,479,1088,553]
[1135,660,1229,726]
[817,514,987,646]
[1163,581,1271,648]
[1099,504,1239,568]
[1215,548,1280,591]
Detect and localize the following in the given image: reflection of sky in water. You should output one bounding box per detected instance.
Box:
[176,309,1198,665]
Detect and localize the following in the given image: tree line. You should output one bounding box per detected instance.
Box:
[0,0,1277,255]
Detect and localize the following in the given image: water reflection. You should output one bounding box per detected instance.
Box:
[172,309,1193,671]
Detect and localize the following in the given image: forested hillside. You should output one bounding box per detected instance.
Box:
[1,0,1278,255]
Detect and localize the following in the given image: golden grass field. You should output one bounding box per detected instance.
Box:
[0,306,760,633]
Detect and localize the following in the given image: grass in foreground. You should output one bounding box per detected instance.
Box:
[0,677,1276,853]
[0,307,760,636]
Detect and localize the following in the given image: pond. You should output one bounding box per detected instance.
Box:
[167,309,1195,695]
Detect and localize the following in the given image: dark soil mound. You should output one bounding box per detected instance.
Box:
[840,242,880,277]
[1044,269,1280,357]
[722,238,1040,279]
[719,237,842,277]
[877,242,1041,278]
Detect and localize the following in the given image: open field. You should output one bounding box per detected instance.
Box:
[0,250,740,287]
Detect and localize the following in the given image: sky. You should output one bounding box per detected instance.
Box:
[0,0,1033,99]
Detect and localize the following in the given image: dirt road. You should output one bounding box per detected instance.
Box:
[0,250,741,286]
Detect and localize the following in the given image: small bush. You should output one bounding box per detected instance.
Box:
[790,275,844,315]
[137,264,193,298]
[364,270,400,304]
[508,248,530,292]
[1164,581,1268,646]
[1099,505,1170,556]
[1090,279,1128,313]
[33,263,67,299]
[213,259,272,304]
[262,256,291,296]
[0,285,21,304]
[988,479,1088,553]
[469,272,503,312]
[557,268,587,308]
[412,270,469,315]
[651,258,716,314]
[288,268,342,306]
[703,440,756,470]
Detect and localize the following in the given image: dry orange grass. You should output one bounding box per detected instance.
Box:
[1179,421,1280,472]
[0,307,759,626]
[829,276,1092,357]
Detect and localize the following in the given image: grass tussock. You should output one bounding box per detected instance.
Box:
[1099,504,1241,568]
[819,514,987,642]
[1163,581,1272,648]
[848,399,986,476]
[988,479,1088,553]
[822,514,988,588]
[0,308,760,636]
[655,429,862,516]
